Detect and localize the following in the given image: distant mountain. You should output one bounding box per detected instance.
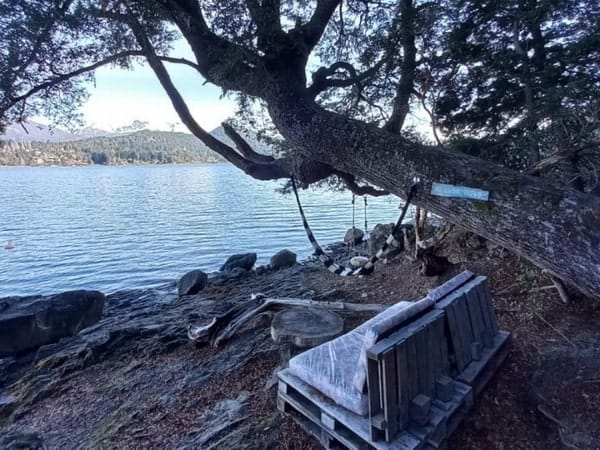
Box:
[0,122,272,167]
[0,121,105,143]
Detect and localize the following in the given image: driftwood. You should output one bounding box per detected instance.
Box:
[188,294,388,347]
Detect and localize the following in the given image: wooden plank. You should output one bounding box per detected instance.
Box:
[472,282,495,348]
[452,294,474,368]
[464,288,485,347]
[423,322,436,397]
[415,325,430,396]
[477,276,499,334]
[429,315,445,379]
[368,357,384,441]
[368,310,445,361]
[444,300,467,371]
[426,270,475,302]
[406,333,420,402]
[395,340,410,428]
[457,331,510,395]
[278,370,424,450]
[382,348,399,441]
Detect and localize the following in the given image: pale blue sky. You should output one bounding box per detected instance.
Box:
[78,41,236,132]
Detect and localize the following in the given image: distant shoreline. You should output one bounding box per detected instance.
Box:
[0,161,228,168]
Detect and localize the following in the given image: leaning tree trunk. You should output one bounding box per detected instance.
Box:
[267,92,600,300]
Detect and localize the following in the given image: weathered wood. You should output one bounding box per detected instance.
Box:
[477,278,499,334]
[368,357,384,441]
[278,370,423,450]
[442,298,467,371]
[426,271,475,302]
[457,331,510,395]
[367,310,445,361]
[382,349,399,440]
[188,295,387,346]
[396,340,410,428]
[271,307,344,347]
[454,294,475,362]
[415,327,430,396]
[407,334,420,402]
[473,284,495,348]
[464,288,485,349]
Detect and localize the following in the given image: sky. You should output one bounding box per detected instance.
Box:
[55,40,432,137]
[75,41,236,132]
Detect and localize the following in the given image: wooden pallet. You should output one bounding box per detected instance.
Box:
[277,272,509,450]
[278,370,473,450]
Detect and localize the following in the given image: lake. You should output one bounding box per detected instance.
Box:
[0,164,406,296]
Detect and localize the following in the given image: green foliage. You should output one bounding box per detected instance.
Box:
[0,0,597,190]
[0,130,227,166]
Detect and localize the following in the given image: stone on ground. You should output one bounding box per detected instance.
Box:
[0,290,105,357]
[344,228,364,245]
[269,249,297,270]
[369,223,394,255]
[177,269,208,296]
[220,253,257,272]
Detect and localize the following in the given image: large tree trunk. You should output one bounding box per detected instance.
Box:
[266,93,600,299]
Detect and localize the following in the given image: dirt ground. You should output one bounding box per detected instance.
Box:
[3,229,600,449]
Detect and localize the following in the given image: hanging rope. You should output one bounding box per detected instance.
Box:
[363,196,368,239]
[291,177,418,276]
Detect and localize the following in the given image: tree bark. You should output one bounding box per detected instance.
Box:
[264,93,600,299]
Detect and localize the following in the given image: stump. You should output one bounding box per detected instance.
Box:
[271,307,344,347]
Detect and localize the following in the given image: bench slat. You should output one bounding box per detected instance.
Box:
[382,348,399,440]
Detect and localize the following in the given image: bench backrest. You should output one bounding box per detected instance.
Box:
[363,270,499,441]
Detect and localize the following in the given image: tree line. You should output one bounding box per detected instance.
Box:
[0,130,226,166]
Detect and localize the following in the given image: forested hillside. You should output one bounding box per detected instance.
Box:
[0,127,269,166]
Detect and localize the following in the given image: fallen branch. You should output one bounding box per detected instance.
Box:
[188,294,388,346]
[534,312,577,349]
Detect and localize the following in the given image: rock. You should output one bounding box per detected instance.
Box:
[368,223,394,255]
[0,430,45,449]
[269,249,297,270]
[344,228,364,245]
[220,253,257,273]
[465,233,486,250]
[228,267,250,279]
[255,265,269,276]
[177,270,208,296]
[0,290,105,357]
[350,256,369,268]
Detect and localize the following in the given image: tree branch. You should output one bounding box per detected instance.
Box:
[3,51,201,118]
[307,60,383,98]
[11,0,75,80]
[301,0,342,50]
[245,0,284,52]
[3,51,141,114]
[384,0,417,133]
[221,123,276,164]
[335,171,390,196]
[157,0,266,97]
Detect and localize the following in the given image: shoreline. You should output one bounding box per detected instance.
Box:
[1,230,599,449]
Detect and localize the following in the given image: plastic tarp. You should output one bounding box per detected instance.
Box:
[288,301,412,416]
[288,271,476,416]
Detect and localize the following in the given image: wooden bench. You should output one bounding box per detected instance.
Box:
[277,271,510,449]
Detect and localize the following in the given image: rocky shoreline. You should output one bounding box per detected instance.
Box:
[1,230,600,449]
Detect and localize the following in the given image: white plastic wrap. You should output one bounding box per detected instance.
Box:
[288,300,412,416]
[288,271,476,416]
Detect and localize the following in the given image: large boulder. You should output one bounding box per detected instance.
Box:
[0,290,105,357]
[368,223,395,255]
[177,269,208,296]
[269,249,297,270]
[219,253,257,273]
[344,228,364,245]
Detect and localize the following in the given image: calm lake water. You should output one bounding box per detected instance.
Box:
[0,164,405,296]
